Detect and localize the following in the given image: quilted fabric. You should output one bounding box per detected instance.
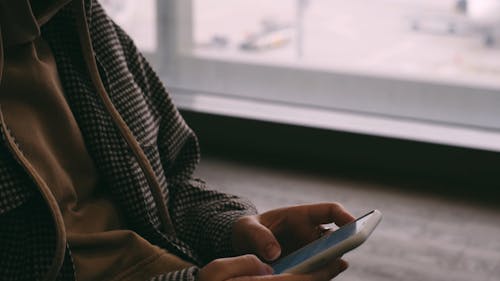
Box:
[0,0,257,280]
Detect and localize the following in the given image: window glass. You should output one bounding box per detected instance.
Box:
[193,0,500,88]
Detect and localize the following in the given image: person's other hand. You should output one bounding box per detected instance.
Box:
[198,254,348,281]
[232,203,355,261]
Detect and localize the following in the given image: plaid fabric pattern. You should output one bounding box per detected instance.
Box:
[150,267,199,281]
[0,127,36,215]
[0,0,257,280]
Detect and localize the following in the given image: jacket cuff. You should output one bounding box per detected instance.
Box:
[150,266,199,281]
[210,208,258,258]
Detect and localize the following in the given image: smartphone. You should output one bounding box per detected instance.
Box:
[272,209,382,274]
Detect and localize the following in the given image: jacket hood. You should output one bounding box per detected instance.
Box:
[0,0,71,85]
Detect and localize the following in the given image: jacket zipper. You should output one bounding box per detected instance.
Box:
[0,109,66,281]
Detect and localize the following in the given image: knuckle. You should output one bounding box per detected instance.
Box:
[242,254,262,268]
[243,254,260,262]
[329,202,346,215]
[209,258,225,271]
[200,258,226,281]
[330,202,343,210]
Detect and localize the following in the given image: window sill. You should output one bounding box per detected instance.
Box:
[170,88,500,153]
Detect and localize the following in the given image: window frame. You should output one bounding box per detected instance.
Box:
[155,0,500,152]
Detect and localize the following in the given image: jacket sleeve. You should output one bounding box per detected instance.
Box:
[96,1,258,264]
[150,266,199,281]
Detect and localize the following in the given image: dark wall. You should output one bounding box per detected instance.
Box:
[181,110,500,205]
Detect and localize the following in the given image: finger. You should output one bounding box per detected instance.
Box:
[307,203,355,227]
[230,260,348,281]
[203,255,274,281]
[229,273,315,281]
[308,259,349,281]
[229,274,313,281]
[239,217,282,261]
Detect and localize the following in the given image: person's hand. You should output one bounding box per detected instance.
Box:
[198,254,348,281]
[232,203,355,261]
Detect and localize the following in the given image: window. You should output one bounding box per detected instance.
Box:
[102,0,500,151]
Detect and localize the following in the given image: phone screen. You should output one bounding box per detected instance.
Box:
[272,211,375,274]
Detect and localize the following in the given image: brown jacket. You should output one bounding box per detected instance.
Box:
[0,1,257,280]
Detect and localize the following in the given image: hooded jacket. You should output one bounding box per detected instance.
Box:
[0,0,257,280]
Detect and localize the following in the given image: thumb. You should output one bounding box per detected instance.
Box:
[234,216,281,261]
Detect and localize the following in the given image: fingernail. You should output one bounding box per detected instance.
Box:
[265,243,281,260]
[339,260,348,272]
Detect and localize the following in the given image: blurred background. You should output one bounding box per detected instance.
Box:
[101,1,500,280]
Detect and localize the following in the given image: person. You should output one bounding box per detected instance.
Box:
[0,0,355,280]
